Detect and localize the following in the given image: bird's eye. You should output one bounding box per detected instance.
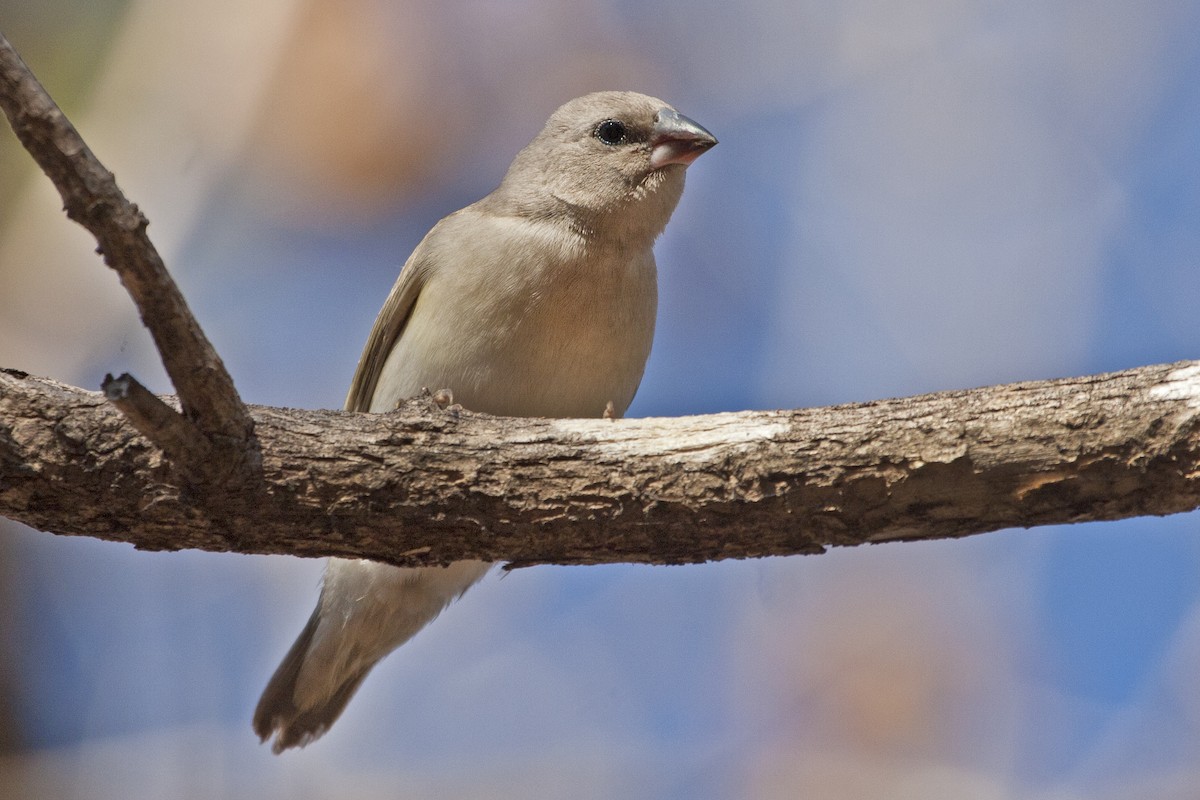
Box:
[594,119,627,146]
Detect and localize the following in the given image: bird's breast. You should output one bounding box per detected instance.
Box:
[371,215,658,419]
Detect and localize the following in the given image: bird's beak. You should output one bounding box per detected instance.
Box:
[649,109,718,169]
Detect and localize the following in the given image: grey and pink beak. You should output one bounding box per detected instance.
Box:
[649,108,718,169]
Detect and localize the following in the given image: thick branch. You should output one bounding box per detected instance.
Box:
[0,32,258,482]
[2,34,1199,568]
[2,362,1199,566]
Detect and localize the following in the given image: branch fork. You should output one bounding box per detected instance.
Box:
[1,31,1199,568]
[0,33,258,492]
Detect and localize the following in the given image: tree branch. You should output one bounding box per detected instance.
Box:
[3,362,1199,566]
[1,33,1198,568]
[101,372,217,483]
[0,31,259,487]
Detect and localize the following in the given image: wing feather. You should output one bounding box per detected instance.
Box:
[344,247,431,412]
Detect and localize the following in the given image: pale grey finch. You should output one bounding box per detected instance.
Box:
[253,90,716,752]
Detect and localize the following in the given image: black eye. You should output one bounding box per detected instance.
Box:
[594,119,627,146]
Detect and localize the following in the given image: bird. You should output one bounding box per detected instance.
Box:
[253,90,717,753]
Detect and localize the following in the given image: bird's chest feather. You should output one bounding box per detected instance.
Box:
[376,222,658,419]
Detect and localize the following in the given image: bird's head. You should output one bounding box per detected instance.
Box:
[493,91,717,243]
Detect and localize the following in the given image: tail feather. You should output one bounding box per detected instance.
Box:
[253,607,371,753]
[254,559,492,753]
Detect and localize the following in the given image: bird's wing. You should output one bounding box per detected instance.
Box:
[344,240,434,413]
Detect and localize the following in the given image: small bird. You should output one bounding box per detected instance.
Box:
[253,91,716,752]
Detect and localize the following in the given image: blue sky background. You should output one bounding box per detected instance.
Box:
[2,1,1200,797]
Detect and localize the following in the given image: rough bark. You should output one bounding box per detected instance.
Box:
[3,362,1199,566]
[1,32,1199,569]
[0,31,259,489]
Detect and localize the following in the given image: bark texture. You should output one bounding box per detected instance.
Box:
[0,31,258,488]
[3,363,1199,566]
[2,31,1199,569]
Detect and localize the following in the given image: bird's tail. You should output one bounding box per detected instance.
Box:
[252,606,371,753]
[253,559,492,753]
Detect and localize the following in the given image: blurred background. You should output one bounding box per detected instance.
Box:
[2,0,1200,797]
